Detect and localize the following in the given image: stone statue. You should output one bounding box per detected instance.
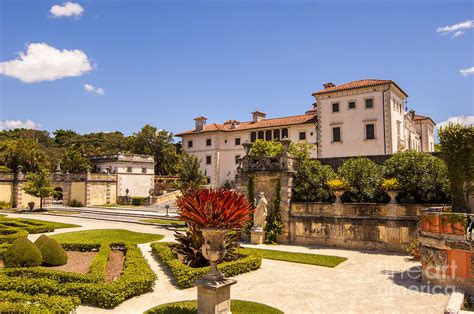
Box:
[252,192,268,231]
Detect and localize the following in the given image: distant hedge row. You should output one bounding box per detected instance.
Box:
[292,150,450,204]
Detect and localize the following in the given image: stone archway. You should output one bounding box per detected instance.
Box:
[53,186,63,205]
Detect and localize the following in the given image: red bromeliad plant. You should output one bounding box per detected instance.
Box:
[177,189,254,229]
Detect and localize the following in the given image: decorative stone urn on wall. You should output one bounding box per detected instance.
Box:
[387,191,399,204]
[333,190,344,203]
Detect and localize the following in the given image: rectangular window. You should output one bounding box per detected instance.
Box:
[206,177,211,184]
[235,138,241,146]
[365,98,374,109]
[206,156,211,165]
[365,124,375,140]
[273,129,280,140]
[348,101,356,109]
[282,128,288,139]
[250,132,257,142]
[127,167,133,173]
[258,131,264,140]
[332,127,341,142]
[142,168,147,174]
[235,155,240,164]
[188,140,193,148]
[332,103,340,113]
[206,138,212,146]
[299,132,306,140]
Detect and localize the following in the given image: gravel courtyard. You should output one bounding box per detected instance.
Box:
[4,213,450,314]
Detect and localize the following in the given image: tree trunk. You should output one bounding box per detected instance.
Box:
[40,197,43,210]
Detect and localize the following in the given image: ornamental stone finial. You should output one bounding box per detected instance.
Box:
[242,140,252,156]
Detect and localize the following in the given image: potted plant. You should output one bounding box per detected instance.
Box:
[440,207,468,235]
[27,201,35,210]
[382,178,401,204]
[176,188,254,281]
[326,179,347,203]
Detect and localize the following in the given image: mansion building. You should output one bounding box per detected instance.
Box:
[177,79,436,187]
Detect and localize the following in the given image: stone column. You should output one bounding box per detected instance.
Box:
[195,279,237,314]
[106,174,111,205]
[85,168,91,207]
[12,167,24,209]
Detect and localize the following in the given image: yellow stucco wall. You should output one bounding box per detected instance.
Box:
[21,190,40,208]
[90,183,107,206]
[109,183,117,205]
[70,182,86,205]
[0,182,12,204]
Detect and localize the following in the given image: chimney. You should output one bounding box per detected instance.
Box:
[408,110,416,120]
[224,120,240,129]
[251,111,266,123]
[194,116,207,131]
[323,82,336,89]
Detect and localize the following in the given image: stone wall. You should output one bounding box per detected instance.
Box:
[288,202,433,252]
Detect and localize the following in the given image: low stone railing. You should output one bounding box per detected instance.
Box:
[419,208,473,295]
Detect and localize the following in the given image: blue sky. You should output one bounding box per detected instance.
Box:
[0,0,473,137]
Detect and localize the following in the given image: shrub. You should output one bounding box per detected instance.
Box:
[38,237,68,266]
[265,179,282,244]
[0,201,11,209]
[69,199,83,207]
[4,238,42,267]
[438,123,474,212]
[151,242,261,288]
[382,178,401,191]
[177,189,254,229]
[0,228,28,244]
[0,165,12,173]
[407,239,421,260]
[249,140,282,160]
[338,157,384,202]
[131,197,147,206]
[383,150,449,204]
[292,159,336,202]
[0,291,80,313]
[34,234,50,249]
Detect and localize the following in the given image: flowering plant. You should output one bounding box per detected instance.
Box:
[326,179,347,191]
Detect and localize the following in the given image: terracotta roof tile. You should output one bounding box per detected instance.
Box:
[414,114,435,124]
[176,113,317,136]
[312,79,408,97]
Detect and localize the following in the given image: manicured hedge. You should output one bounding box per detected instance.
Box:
[0,290,80,313]
[151,242,261,288]
[0,242,156,309]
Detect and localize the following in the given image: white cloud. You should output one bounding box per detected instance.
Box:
[0,43,93,83]
[50,2,84,17]
[437,115,474,129]
[0,119,39,131]
[436,20,473,38]
[460,66,474,77]
[84,83,105,95]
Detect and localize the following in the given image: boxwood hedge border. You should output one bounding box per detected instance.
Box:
[150,242,262,289]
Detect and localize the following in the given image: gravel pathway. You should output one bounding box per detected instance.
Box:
[3,213,450,313]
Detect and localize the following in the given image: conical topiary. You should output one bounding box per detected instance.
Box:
[38,238,68,266]
[34,234,50,249]
[4,238,42,267]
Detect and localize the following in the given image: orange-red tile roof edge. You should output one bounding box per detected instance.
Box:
[312,79,408,97]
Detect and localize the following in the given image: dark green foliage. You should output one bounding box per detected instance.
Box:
[265,179,283,243]
[177,153,206,192]
[151,242,261,288]
[249,140,282,160]
[171,226,241,268]
[34,234,50,249]
[292,159,337,202]
[60,150,91,173]
[0,166,12,173]
[145,299,283,314]
[69,199,83,207]
[383,150,449,204]
[0,291,80,313]
[438,123,474,212]
[131,197,147,206]
[38,238,68,266]
[338,157,384,202]
[22,168,54,209]
[4,238,42,267]
[0,138,50,172]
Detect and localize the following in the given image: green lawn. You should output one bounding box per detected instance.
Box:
[245,247,347,267]
[51,229,164,244]
[140,218,186,226]
[145,300,283,314]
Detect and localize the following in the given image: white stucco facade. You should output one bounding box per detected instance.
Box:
[178,79,436,187]
[90,154,155,197]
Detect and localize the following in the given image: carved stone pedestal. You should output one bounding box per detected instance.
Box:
[250,227,265,245]
[194,278,237,314]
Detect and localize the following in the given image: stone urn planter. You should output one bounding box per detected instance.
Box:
[332,190,344,203]
[200,227,228,281]
[387,190,399,204]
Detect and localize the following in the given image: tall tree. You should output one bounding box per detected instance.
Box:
[177,153,206,192]
[0,139,49,172]
[130,125,180,175]
[23,168,54,210]
[60,150,91,173]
